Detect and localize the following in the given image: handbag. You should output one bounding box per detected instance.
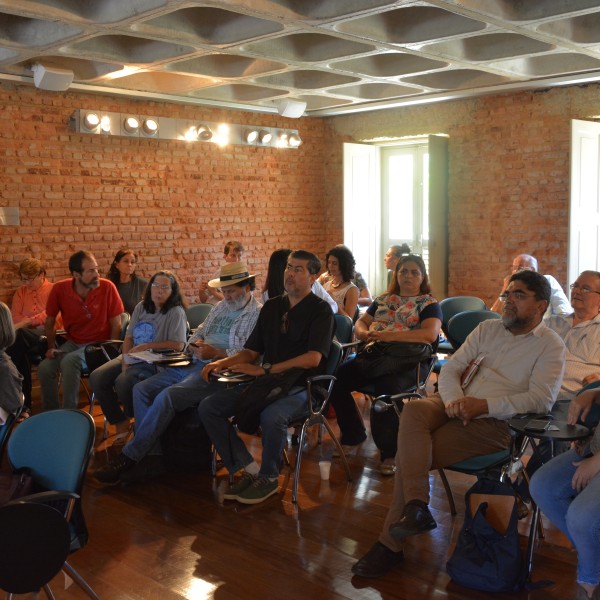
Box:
[0,470,34,507]
[353,341,433,378]
[234,367,306,434]
[446,478,527,593]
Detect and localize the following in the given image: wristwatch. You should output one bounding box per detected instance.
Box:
[262,362,272,375]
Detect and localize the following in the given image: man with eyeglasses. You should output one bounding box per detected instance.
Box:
[490,253,572,318]
[198,250,335,504]
[352,269,565,579]
[38,250,123,411]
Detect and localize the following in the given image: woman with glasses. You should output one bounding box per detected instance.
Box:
[0,301,24,424]
[107,249,148,315]
[328,254,442,475]
[7,258,60,420]
[90,271,188,445]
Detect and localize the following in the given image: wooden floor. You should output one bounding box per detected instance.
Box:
[16,384,580,600]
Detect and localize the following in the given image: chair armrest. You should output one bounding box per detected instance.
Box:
[306,374,337,416]
[8,490,80,520]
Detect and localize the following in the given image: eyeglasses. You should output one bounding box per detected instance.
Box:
[399,268,422,277]
[499,290,536,302]
[281,312,289,334]
[20,272,41,282]
[570,283,600,295]
[151,283,171,291]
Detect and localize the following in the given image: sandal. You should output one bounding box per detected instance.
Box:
[16,409,31,423]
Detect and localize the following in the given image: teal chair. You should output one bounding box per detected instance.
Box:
[438,296,486,353]
[6,409,99,599]
[186,303,213,331]
[446,309,501,350]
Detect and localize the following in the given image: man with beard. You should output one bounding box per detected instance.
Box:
[352,269,566,579]
[94,261,261,484]
[39,250,123,410]
[199,250,335,504]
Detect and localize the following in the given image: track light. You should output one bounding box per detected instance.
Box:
[100,116,111,133]
[288,133,302,147]
[123,116,140,134]
[258,130,272,144]
[82,112,100,131]
[196,125,212,141]
[142,118,158,136]
[245,129,259,143]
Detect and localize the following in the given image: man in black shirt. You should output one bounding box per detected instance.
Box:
[199,250,334,504]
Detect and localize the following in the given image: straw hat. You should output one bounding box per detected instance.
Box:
[208,261,257,288]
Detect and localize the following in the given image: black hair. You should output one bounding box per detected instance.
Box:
[325,244,356,282]
[386,254,431,295]
[509,270,550,303]
[142,270,187,313]
[233,277,256,292]
[289,250,321,275]
[107,248,139,283]
[68,250,95,275]
[263,248,292,298]
[389,243,411,257]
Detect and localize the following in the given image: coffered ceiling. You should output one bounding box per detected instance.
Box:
[2,0,600,117]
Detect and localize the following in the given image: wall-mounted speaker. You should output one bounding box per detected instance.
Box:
[275,99,307,119]
[31,64,74,92]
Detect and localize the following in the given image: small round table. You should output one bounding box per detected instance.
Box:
[507,417,590,577]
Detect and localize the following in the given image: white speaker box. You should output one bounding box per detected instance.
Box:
[275,99,307,118]
[31,64,74,92]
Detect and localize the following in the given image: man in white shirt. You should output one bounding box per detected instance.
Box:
[352,269,566,579]
[490,253,572,318]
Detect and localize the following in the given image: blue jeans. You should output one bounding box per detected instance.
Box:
[38,340,87,410]
[530,448,600,586]
[123,362,210,461]
[89,357,156,424]
[198,385,307,478]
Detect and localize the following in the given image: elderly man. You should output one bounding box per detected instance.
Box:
[199,250,335,504]
[546,270,600,400]
[94,261,262,484]
[491,253,571,317]
[39,250,123,410]
[352,270,565,579]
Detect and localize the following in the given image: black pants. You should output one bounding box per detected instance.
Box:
[328,357,425,461]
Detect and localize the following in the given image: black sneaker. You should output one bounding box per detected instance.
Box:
[388,502,437,541]
[351,542,404,578]
[223,472,256,500]
[93,453,136,485]
[120,455,165,484]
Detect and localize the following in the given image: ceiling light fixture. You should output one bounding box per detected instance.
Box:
[100,116,111,133]
[245,129,259,143]
[288,132,302,147]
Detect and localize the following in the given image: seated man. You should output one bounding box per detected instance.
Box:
[352,270,565,579]
[546,270,600,400]
[490,253,571,318]
[94,261,262,484]
[39,251,123,410]
[199,250,335,505]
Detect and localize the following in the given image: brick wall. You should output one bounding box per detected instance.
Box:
[328,83,600,307]
[0,83,344,305]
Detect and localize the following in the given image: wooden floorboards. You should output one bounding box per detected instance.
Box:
[17,389,581,600]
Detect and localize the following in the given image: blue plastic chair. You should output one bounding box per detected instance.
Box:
[6,409,99,599]
[438,296,486,352]
[446,309,501,350]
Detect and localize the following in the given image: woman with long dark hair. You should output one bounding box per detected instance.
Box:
[90,270,188,444]
[328,255,442,475]
[322,245,360,320]
[107,249,148,314]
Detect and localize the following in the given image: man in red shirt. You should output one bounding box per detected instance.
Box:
[38,250,123,410]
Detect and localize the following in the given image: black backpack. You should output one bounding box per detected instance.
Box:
[446,478,527,593]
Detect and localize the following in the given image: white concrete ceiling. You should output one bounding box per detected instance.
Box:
[2,0,600,117]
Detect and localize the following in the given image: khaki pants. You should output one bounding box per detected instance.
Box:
[379,393,511,552]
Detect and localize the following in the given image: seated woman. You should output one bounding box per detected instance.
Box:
[106,249,148,315]
[322,245,360,320]
[328,254,442,475]
[261,248,337,313]
[0,302,24,424]
[90,271,187,443]
[530,387,600,600]
[354,271,373,307]
[7,258,59,420]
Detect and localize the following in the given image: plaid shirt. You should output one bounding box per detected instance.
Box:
[189,294,261,356]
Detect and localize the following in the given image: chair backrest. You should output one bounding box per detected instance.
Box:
[334,313,353,344]
[7,409,95,493]
[325,339,343,376]
[186,303,213,330]
[120,311,131,339]
[0,502,71,594]
[439,296,486,337]
[447,309,501,350]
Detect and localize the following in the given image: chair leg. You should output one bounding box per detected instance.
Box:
[62,561,100,600]
[42,584,58,600]
[437,469,457,516]
[321,417,353,483]
[292,421,311,503]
